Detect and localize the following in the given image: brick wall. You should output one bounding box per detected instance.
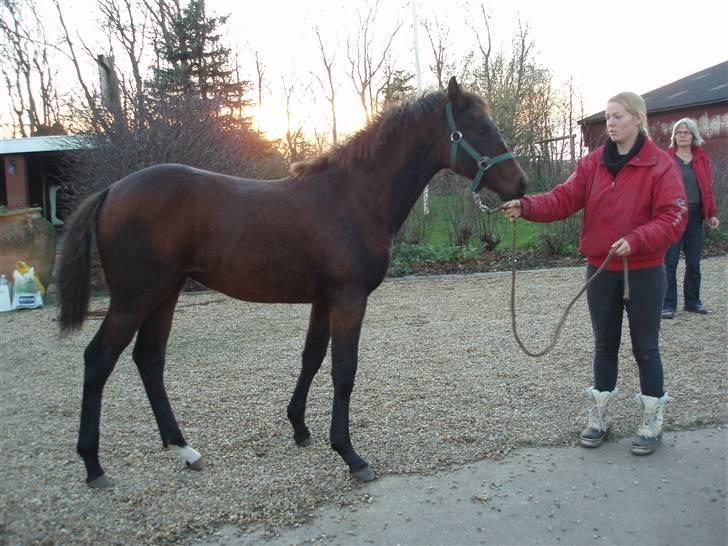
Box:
[3,155,28,209]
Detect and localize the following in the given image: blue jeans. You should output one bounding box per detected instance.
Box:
[664,205,704,311]
[586,265,666,397]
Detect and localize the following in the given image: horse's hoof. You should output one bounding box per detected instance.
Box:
[351,465,375,482]
[296,435,313,447]
[87,474,114,489]
[186,457,205,471]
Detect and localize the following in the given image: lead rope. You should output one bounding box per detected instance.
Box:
[505,219,630,357]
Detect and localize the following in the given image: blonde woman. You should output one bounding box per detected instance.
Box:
[502,93,687,455]
[661,118,720,319]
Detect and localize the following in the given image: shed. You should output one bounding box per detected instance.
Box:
[0,135,92,225]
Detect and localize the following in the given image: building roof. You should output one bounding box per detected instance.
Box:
[579,60,728,124]
[0,135,93,155]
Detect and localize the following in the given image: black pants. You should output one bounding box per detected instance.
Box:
[664,204,704,311]
[586,264,666,397]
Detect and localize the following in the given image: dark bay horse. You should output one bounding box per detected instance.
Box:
[58,77,527,488]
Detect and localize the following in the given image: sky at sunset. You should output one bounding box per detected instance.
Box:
[15,0,728,140]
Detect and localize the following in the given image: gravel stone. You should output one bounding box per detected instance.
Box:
[0,257,725,544]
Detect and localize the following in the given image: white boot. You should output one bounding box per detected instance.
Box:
[580,387,619,448]
[631,393,669,455]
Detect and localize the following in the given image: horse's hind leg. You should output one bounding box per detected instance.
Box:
[131,287,203,471]
[288,302,330,446]
[78,307,142,488]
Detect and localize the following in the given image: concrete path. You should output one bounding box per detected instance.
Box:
[197,427,727,546]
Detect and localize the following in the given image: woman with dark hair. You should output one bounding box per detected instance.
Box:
[661,117,720,319]
[501,92,687,455]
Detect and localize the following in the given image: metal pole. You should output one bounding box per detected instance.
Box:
[412,0,422,98]
[411,0,429,214]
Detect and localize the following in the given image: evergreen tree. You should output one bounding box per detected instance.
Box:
[149,0,252,130]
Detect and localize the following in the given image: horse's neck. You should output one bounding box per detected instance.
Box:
[381,130,445,234]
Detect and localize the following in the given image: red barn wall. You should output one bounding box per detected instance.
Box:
[581,103,727,159]
[649,106,728,162]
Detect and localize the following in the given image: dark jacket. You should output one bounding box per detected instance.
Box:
[521,137,687,271]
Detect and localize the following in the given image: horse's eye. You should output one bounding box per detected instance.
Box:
[476,126,489,136]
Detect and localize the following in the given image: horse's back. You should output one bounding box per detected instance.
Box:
[109,163,281,203]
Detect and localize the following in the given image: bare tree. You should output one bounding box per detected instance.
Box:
[249,49,267,133]
[464,5,554,159]
[311,26,338,145]
[421,15,451,90]
[0,0,62,136]
[466,1,493,94]
[52,0,286,211]
[312,127,330,156]
[346,2,401,122]
[254,50,266,107]
[52,0,103,131]
[141,0,182,74]
[281,75,312,163]
[97,0,148,124]
[375,60,415,110]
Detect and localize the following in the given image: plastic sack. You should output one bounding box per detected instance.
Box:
[0,275,11,312]
[11,260,44,309]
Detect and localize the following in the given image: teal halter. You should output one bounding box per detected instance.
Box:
[446,102,515,192]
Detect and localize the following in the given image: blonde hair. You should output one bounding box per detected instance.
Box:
[607,92,649,136]
[669,117,705,148]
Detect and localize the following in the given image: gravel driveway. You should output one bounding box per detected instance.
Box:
[1,257,726,545]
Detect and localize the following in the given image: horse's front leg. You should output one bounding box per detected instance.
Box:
[288,302,330,446]
[329,297,375,481]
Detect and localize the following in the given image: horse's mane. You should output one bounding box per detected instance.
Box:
[290,91,449,178]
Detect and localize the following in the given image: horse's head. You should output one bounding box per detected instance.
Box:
[444,77,527,201]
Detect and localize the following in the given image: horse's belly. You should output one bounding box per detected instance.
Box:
[192,267,317,304]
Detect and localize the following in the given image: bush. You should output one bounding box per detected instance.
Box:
[705,225,728,243]
[473,194,506,251]
[396,195,436,245]
[537,213,582,256]
[60,94,287,209]
[388,243,481,277]
[442,188,476,246]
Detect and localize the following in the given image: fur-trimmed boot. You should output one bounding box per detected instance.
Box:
[631,393,669,455]
[580,387,618,448]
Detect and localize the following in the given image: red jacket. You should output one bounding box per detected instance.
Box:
[521,138,687,271]
[667,146,719,220]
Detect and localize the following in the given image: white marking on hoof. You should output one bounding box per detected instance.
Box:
[168,444,202,466]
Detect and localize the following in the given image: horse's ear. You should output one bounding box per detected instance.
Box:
[447,76,463,108]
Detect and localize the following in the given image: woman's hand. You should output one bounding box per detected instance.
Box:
[611,238,631,257]
[501,199,522,220]
[707,216,720,230]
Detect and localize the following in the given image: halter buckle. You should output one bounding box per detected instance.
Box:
[477,156,491,170]
[450,131,462,143]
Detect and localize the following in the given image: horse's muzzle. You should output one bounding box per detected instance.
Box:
[515,176,528,198]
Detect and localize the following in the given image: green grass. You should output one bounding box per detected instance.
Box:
[495,217,541,251]
[421,194,542,251]
[390,194,549,276]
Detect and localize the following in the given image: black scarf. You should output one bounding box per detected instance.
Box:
[602,132,646,176]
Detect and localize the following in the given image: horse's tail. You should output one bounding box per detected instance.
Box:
[57,188,110,334]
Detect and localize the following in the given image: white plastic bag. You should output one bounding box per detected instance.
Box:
[11,261,43,309]
[0,274,11,312]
